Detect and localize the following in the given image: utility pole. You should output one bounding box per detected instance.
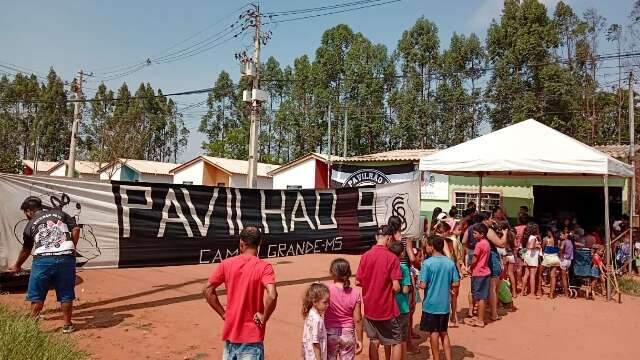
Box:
[68,70,83,178]
[327,105,332,189]
[245,4,263,188]
[629,71,636,273]
[343,108,348,158]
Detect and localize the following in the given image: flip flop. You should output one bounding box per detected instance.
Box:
[464,318,485,328]
[449,321,459,328]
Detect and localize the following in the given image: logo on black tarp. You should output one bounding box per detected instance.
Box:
[344,169,390,187]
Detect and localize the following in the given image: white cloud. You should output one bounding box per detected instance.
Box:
[471,0,567,31]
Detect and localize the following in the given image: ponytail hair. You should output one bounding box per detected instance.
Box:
[329,258,352,289]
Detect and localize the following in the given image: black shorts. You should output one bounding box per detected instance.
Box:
[363,317,402,345]
[397,313,409,341]
[471,275,490,300]
[420,312,449,333]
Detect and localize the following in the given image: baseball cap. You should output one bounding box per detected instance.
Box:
[437,212,448,221]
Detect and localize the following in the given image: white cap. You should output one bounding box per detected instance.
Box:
[437,212,448,221]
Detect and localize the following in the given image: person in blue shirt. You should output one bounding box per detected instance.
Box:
[419,235,460,360]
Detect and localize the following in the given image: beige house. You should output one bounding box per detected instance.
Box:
[170,155,279,188]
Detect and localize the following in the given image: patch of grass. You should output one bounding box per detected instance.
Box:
[619,276,640,297]
[0,305,86,360]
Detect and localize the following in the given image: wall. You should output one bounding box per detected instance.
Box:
[99,164,139,181]
[315,160,328,188]
[49,165,67,177]
[272,158,317,189]
[173,160,204,185]
[202,163,230,186]
[139,173,173,183]
[421,175,626,220]
[228,174,273,188]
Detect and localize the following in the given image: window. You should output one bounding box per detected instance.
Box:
[217,182,226,187]
[287,185,302,190]
[182,181,193,185]
[454,192,501,212]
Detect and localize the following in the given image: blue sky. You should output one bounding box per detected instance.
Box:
[1,0,635,161]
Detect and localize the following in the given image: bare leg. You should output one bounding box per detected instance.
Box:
[390,344,401,360]
[549,268,558,299]
[522,267,530,295]
[537,266,544,297]
[441,332,452,360]
[30,302,44,318]
[384,344,391,360]
[529,267,537,297]
[508,263,518,298]
[450,292,459,325]
[489,278,498,320]
[429,332,441,360]
[561,269,569,296]
[61,302,73,326]
[369,340,380,360]
[477,299,486,326]
[400,341,407,360]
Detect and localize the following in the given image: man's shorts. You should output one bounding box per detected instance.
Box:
[26,255,76,303]
[420,312,449,333]
[396,313,410,341]
[560,259,572,271]
[591,265,601,278]
[223,341,264,360]
[363,317,402,346]
[471,275,490,301]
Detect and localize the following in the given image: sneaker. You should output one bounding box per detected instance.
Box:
[62,324,75,334]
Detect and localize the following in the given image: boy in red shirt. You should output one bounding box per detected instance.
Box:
[465,223,490,328]
[356,225,402,360]
[203,227,278,360]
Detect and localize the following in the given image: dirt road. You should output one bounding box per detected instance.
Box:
[1,254,638,359]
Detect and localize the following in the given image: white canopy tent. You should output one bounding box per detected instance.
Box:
[419,119,634,300]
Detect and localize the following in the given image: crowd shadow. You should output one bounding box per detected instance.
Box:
[45,274,333,331]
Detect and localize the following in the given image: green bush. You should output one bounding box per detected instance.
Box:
[0,305,86,360]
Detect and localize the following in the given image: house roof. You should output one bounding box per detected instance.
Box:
[593,145,640,159]
[267,152,343,176]
[98,159,181,176]
[170,155,279,177]
[22,160,59,172]
[338,149,439,163]
[49,160,102,175]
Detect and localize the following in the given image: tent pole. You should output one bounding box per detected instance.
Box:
[478,172,483,212]
[604,174,612,301]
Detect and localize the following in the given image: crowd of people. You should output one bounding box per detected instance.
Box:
[7,195,640,360]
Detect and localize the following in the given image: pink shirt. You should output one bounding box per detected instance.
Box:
[208,254,275,343]
[324,283,361,329]
[471,238,491,277]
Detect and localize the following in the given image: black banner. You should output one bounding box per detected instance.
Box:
[113,182,380,267]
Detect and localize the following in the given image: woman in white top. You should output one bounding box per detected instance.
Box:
[521,223,541,297]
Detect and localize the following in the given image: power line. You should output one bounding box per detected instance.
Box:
[263,0,401,25]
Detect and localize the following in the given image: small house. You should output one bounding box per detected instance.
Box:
[170,155,279,188]
[22,160,59,175]
[269,152,337,189]
[98,159,180,183]
[48,160,102,179]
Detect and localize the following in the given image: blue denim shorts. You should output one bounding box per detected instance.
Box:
[27,255,76,303]
[223,341,264,360]
[490,250,503,278]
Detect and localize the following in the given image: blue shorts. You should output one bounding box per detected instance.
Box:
[471,276,490,301]
[223,341,264,360]
[490,250,502,278]
[26,255,76,303]
[591,265,601,278]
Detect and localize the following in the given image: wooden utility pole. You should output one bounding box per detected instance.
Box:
[629,71,636,274]
[327,105,332,189]
[68,70,83,177]
[246,5,262,188]
[343,108,348,158]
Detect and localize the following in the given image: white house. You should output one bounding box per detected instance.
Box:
[170,155,279,188]
[98,159,180,183]
[269,152,336,189]
[48,160,102,179]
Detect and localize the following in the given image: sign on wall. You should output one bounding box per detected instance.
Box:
[0,174,420,269]
[331,163,418,188]
[421,171,449,200]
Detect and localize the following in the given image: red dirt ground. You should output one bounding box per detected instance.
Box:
[1,253,639,360]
